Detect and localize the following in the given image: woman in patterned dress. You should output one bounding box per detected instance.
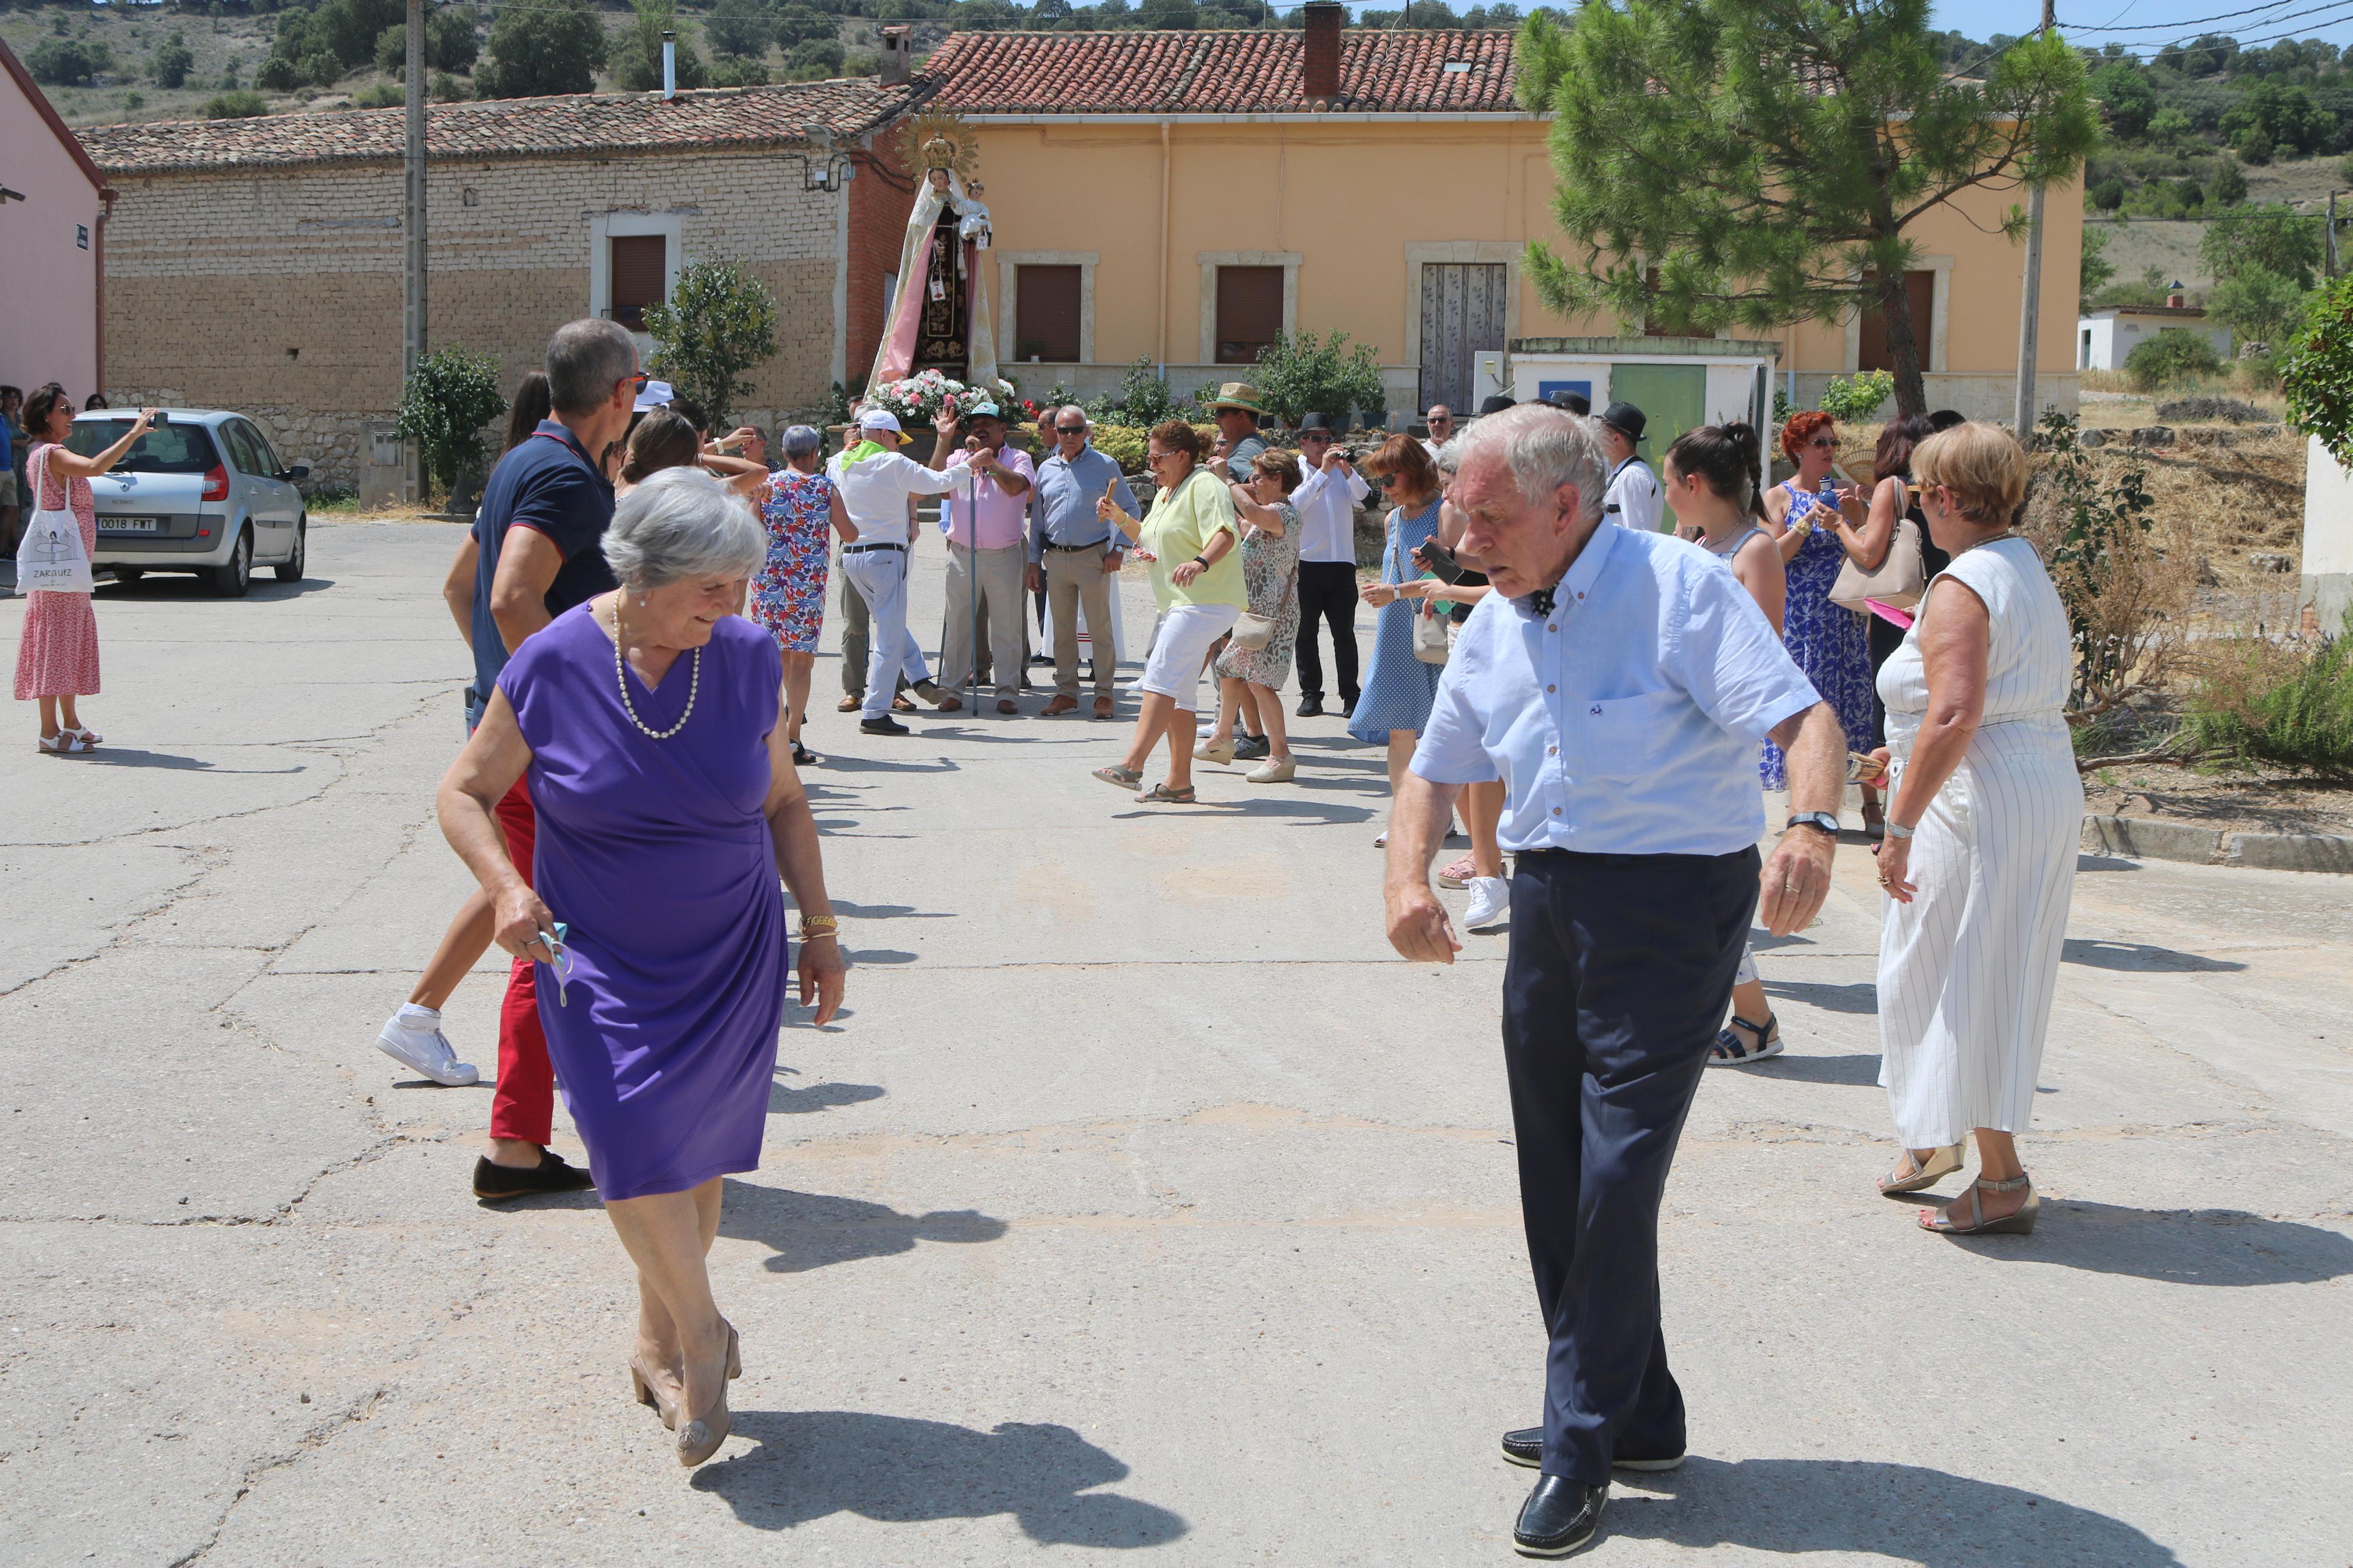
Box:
[1204,447,1305,784]
[752,425,851,766]
[1761,411,1872,791]
[1347,436,1449,833]
[13,387,154,755]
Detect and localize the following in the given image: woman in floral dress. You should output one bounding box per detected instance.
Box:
[15,388,154,755]
[1204,448,1305,784]
[752,425,852,765]
[1761,411,1873,791]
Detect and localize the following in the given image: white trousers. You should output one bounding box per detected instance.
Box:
[840,546,931,719]
[1135,602,1238,712]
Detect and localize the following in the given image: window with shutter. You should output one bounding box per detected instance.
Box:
[610,236,668,330]
[1858,271,1936,374]
[1215,266,1284,365]
[1014,265,1083,362]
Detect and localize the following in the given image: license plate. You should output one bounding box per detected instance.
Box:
[101,517,163,534]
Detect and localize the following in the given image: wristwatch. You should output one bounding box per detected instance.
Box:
[1784,812,1840,838]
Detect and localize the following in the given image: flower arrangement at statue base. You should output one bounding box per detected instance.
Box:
[867,370,1025,426]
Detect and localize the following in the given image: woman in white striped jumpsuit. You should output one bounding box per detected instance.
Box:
[1869,422,2081,1238]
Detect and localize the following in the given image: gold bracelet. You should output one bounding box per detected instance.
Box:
[798,915,839,939]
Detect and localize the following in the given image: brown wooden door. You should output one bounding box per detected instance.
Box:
[1014,264,1083,362]
[1216,267,1286,364]
[1858,271,1935,374]
[610,236,666,331]
[1418,263,1507,413]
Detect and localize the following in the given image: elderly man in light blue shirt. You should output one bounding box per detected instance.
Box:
[1025,406,1136,719]
[1383,404,1845,1560]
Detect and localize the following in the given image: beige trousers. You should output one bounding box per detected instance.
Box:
[1042,545,1118,699]
[937,541,1025,698]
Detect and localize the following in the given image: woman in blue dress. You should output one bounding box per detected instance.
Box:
[1347,435,1449,835]
[1762,411,1873,791]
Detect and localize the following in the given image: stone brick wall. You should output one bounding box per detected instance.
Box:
[100,148,848,487]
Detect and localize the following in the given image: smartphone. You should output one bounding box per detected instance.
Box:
[149,410,168,426]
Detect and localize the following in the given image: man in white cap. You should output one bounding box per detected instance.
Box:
[927,401,1035,714]
[833,408,971,735]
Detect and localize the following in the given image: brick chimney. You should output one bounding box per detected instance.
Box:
[880,24,913,87]
[2167,279,2187,309]
[1303,1,1343,106]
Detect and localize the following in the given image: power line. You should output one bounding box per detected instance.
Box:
[2064,0,2315,33]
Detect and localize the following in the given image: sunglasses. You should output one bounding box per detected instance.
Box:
[620,372,650,392]
[1301,432,1333,443]
[1807,436,1836,450]
[1055,425,1088,435]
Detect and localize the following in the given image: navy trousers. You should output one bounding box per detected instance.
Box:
[1503,846,1759,1484]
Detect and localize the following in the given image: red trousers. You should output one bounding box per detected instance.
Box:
[490,776,555,1146]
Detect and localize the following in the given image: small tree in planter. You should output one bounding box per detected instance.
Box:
[395,348,506,506]
[1253,329,1386,428]
[644,260,779,432]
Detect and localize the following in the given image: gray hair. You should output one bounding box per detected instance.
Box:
[781,423,823,456]
[1450,404,1607,524]
[1055,405,1089,430]
[603,467,765,589]
[545,319,638,416]
[1430,438,1460,479]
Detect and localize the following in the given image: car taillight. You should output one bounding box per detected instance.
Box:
[201,465,229,503]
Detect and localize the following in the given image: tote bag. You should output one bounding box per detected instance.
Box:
[1829,480,1925,613]
[15,450,94,595]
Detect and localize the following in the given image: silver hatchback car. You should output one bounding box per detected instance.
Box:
[66,409,310,598]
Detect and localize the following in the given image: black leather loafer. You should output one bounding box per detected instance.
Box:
[1294,696,1323,717]
[859,716,910,736]
[472,1149,595,1202]
[1513,1475,1606,1558]
[1503,1427,1687,1472]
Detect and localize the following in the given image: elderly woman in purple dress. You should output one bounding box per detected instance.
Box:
[437,467,846,1470]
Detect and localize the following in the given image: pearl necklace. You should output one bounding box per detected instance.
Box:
[609,592,699,740]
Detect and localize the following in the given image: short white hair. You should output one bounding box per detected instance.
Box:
[1055,405,1089,429]
[1450,404,1607,524]
[603,467,764,589]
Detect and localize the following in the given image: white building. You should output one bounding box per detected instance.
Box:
[2077,298,2234,371]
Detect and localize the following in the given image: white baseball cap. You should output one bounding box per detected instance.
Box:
[857,408,905,436]
[633,378,675,412]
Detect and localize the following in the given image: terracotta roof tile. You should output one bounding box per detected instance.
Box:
[77,78,925,175]
[919,29,1523,115]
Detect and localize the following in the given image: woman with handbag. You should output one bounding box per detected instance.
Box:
[1201,447,1305,785]
[14,387,153,755]
[1348,436,1450,836]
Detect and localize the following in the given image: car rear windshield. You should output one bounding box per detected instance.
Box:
[63,421,222,475]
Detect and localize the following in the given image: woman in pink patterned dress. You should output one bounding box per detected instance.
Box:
[752,425,851,766]
[13,387,154,755]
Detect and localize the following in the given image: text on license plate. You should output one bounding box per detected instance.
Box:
[101,517,162,533]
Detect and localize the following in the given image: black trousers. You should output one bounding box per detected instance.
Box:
[1293,559,1361,704]
[1503,846,1759,1484]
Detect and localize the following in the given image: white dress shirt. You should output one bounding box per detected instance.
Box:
[1603,456,1663,534]
[828,448,970,538]
[1291,460,1372,564]
[1411,523,1820,856]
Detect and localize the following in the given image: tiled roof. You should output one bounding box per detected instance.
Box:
[77,78,924,175]
[918,29,1524,115]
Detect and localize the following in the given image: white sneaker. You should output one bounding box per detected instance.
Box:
[376,1005,479,1086]
[1464,876,1510,932]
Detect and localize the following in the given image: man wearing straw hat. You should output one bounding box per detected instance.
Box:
[832,408,971,736]
[1205,383,1270,483]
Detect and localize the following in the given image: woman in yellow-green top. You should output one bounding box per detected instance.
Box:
[1089,418,1246,804]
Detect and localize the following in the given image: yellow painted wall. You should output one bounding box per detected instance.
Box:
[973,117,2081,382]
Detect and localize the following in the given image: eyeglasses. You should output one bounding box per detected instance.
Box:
[1807,436,1836,450]
[1055,425,1088,435]
[621,372,650,392]
[1144,451,1175,465]
[1300,432,1333,443]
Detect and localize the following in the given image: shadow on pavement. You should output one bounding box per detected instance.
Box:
[718,1179,1009,1273]
[1607,1457,2180,1564]
[2062,939,2246,973]
[2077,854,2145,873]
[1745,1052,1881,1086]
[767,1078,885,1114]
[693,1410,1187,1546]
[815,755,963,774]
[1761,978,1879,1015]
[1955,1200,2353,1286]
[829,900,953,920]
[846,948,918,965]
[69,748,304,774]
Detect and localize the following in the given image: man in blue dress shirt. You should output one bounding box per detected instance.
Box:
[1384,404,1845,1559]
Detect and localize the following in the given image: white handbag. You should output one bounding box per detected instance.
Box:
[15,453,93,595]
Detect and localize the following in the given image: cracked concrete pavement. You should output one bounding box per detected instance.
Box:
[1,521,2348,1566]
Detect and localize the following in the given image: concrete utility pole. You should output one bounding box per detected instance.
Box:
[2011,0,2056,438]
[2330,190,2340,279]
[403,0,427,498]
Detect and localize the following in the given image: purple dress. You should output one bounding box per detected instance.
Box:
[496,603,790,1202]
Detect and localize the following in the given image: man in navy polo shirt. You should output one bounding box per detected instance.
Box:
[464,318,639,1201]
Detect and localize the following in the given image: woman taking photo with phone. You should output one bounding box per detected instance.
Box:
[1763,412,1872,799]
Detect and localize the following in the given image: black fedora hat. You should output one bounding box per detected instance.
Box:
[1546,390,1591,416]
[1599,401,1646,440]
[1477,393,1516,416]
[1297,411,1339,435]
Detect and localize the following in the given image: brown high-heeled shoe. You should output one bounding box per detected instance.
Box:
[676,1322,739,1467]
[630,1357,679,1431]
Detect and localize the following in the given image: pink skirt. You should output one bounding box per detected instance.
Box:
[14,590,101,699]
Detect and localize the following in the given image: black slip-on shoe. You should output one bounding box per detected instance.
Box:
[1294,696,1324,717]
[860,716,911,735]
[1234,735,1272,761]
[472,1149,595,1202]
[1513,1476,1606,1559]
[1502,1428,1686,1472]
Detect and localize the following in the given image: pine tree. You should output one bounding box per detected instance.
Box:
[1517,0,2098,416]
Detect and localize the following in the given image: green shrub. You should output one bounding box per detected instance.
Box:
[1085,357,1179,429]
[2185,620,2353,774]
[2091,178,2125,211]
[2123,330,2223,390]
[151,31,194,88]
[352,79,402,107]
[711,55,770,87]
[26,37,111,86]
[204,88,271,119]
[1817,369,1893,424]
[1088,424,1147,471]
[643,261,779,431]
[396,347,507,502]
[1252,328,1386,426]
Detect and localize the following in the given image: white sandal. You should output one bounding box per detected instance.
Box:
[66,726,101,749]
[37,731,93,756]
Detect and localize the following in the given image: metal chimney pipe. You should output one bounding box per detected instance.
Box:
[662,31,677,100]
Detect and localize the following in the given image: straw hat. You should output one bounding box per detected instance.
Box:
[1209,382,1268,416]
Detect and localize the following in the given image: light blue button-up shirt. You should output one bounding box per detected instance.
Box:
[1412,522,1820,857]
[1027,443,1137,564]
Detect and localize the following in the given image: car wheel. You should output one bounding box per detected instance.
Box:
[274,518,307,583]
[208,528,253,598]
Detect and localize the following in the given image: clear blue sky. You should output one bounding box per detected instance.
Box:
[1930,1,2353,54]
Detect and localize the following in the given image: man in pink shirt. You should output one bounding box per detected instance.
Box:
[928,402,1035,714]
